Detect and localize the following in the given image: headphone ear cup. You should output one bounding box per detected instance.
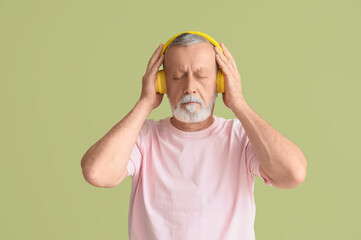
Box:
[156,69,166,94]
[217,69,225,93]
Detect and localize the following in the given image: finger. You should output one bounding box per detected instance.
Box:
[219,43,237,71]
[146,44,163,74]
[214,44,236,72]
[214,47,233,73]
[215,52,232,77]
[148,54,164,78]
[214,46,231,68]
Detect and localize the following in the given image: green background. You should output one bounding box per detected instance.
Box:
[1,0,360,239]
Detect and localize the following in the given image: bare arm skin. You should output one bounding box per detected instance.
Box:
[214,43,307,189]
[232,100,307,189]
[81,100,152,188]
[81,43,165,188]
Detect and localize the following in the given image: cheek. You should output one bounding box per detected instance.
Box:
[166,81,182,97]
[167,92,181,107]
[165,78,179,92]
[166,83,175,98]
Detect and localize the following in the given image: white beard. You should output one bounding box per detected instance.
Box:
[168,92,218,123]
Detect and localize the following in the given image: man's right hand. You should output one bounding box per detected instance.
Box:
[139,43,165,111]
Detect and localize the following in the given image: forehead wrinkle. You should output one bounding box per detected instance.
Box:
[174,66,208,73]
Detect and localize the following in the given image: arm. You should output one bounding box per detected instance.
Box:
[81,99,152,188]
[214,42,307,189]
[81,43,165,188]
[232,99,307,189]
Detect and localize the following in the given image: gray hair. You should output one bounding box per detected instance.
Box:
[163,32,220,69]
[164,32,213,52]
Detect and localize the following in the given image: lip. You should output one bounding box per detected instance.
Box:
[184,102,198,104]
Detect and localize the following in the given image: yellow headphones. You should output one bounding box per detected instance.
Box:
[156,31,225,94]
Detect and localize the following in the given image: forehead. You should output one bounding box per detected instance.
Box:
[174,66,209,73]
[165,43,215,72]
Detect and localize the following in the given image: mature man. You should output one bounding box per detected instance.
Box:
[81,33,307,240]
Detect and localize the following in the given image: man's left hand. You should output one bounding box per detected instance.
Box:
[214,43,245,110]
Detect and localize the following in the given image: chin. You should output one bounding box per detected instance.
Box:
[169,92,217,123]
[172,107,212,123]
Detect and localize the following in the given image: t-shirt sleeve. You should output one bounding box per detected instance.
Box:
[126,136,142,177]
[126,120,148,178]
[246,138,273,186]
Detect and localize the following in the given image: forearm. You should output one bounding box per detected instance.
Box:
[231,99,307,186]
[81,99,152,187]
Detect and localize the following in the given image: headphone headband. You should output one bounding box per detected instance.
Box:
[161,31,224,55]
[155,31,225,94]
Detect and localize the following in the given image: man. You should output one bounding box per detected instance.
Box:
[81,33,307,240]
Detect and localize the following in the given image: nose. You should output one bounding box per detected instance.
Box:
[184,75,197,94]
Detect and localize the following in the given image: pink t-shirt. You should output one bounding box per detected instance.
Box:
[126,115,272,240]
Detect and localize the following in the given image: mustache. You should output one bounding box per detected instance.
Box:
[178,94,203,105]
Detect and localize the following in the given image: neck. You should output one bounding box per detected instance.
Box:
[170,114,215,132]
